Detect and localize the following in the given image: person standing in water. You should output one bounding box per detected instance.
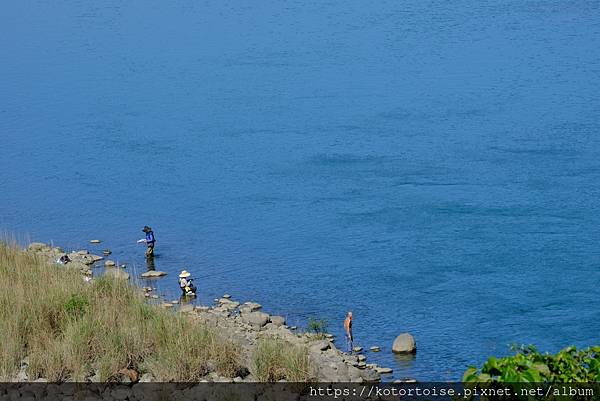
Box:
[344,311,353,353]
[138,226,156,258]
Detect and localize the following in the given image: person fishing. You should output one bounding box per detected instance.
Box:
[178,270,196,296]
[138,226,156,258]
[344,311,353,353]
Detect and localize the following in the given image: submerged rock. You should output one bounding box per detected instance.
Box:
[392,333,416,354]
[141,270,167,278]
[89,239,101,244]
[370,346,381,352]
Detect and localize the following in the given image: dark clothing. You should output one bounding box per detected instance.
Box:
[145,231,155,245]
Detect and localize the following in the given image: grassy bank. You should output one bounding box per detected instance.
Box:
[0,242,243,381]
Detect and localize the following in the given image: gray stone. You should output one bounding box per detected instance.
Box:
[241,301,262,311]
[141,270,167,278]
[392,333,416,354]
[357,354,366,362]
[28,242,50,252]
[375,367,393,374]
[270,315,286,326]
[310,340,330,352]
[240,311,270,328]
[353,346,363,353]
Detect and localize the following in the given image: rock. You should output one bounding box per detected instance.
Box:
[89,240,101,244]
[222,294,231,299]
[139,373,154,382]
[194,306,210,313]
[241,301,262,311]
[358,368,381,383]
[240,311,270,328]
[151,295,159,299]
[357,354,366,362]
[375,367,393,374]
[90,254,104,263]
[310,340,330,352]
[357,362,366,369]
[179,304,194,313]
[161,303,174,309]
[392,333,416,354]
[118,368,139,383]
[104,260,116,267]
[102,249,112,255]
[290,326,297,330]
[353,346,363,353]
[28,242,50,252]
[370,346,381,352]
[171,300,179,304]
[141,270,167,278]
[105,268,130,280]
[270,315,286,326]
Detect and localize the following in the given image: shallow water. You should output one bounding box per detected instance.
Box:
[1,0,600,380]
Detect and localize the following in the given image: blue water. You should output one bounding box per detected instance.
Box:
[2,0,600,381]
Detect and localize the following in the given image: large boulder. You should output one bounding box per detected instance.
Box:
[240,311,270,328]
[270,315,286,326]
[392,333,416,354]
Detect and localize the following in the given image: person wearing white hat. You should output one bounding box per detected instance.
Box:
[178,270,196,296]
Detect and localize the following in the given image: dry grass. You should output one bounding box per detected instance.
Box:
[251,338,311,382]
[0,242,242,381]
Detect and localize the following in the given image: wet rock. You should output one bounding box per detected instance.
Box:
[392,333,416,354]
[102,249,112,255]
[270,315,286,326]
[375,367,393,374]
[89,240,101,244]
[370,346,380,352]
[353,346,363,353]
[104,260,116,267]
[222,294,231,299]
[357,354,366,362]
[141,270,167,278]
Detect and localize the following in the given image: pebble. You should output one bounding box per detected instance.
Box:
[89,240,101,244]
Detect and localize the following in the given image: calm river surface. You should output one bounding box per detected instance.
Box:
[1,0,600,380]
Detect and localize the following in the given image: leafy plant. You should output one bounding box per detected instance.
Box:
[463,345,600,383]
[63,294,90,318]
[307,317,328,336]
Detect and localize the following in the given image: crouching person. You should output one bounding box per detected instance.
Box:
[178,270,196,296]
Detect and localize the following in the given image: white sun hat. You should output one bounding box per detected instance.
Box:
[179,270,191,278]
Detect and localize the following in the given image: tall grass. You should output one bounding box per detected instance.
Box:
[252,339,311,382]
[0,242,242,381]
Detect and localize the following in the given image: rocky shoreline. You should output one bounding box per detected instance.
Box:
[18,242,415,383]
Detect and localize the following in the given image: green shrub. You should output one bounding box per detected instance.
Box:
[463,345,600,383]
[63,294,90,318]
[307,317,328,337]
